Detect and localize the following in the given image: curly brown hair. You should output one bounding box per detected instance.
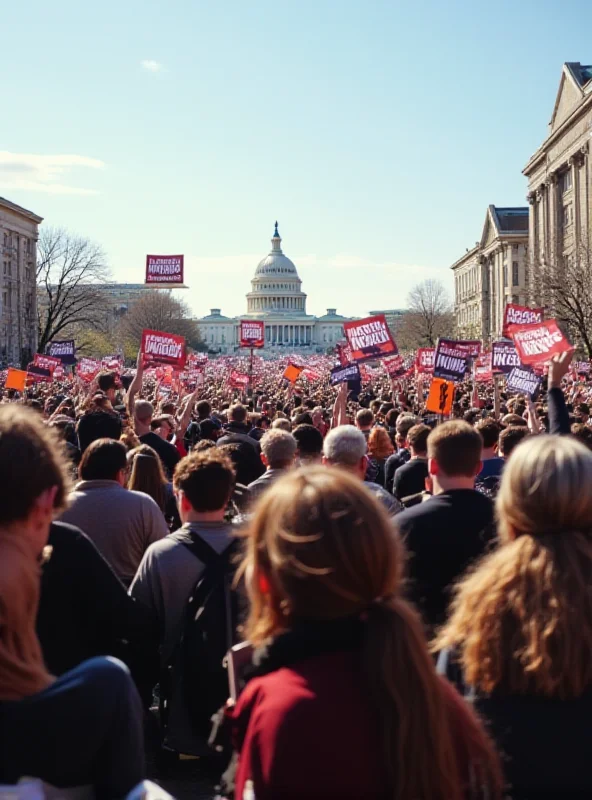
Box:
[434,435,592,698]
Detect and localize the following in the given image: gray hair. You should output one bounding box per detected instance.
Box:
[135,400,154,422]
[271,418,292,432]
[261,429,297,468]
[323,425,367,467]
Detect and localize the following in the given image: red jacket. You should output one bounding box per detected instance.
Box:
[232,650,389,800]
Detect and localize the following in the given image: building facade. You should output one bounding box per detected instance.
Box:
[524,62,592,272]
[94,283,160,330]
[197,224,352,353]
[0,197,43,365]
[451,206,529,341]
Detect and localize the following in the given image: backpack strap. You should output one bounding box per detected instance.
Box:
[179,530,240,570]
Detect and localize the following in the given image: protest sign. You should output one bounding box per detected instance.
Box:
[141,329,186,369]
[283,363,304,383]
[33,353,61,374]
[239,320,265,348]
[575,361,591,375]
[27,363,51,382]
[416,348,435,373]
[145,255,184,286]
[343,315,398,363]
[507,366,541,400]
[330,363,362,385]
[510,319,573,366]
[382,354,406,378]
[47,340,76,365]
[455,340,482,358]
[336,340,354,367]
[77,358,101,382]
[229,370,249,389]
[5,368,27,392]
[433,338,470,382]
[426,377,454,416]
[492,340,521,374]
[302,368,322,381]
[53,364,66,381]
[503,303,544,337]
[474,352,492,382]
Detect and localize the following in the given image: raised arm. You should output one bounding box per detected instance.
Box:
[126,351,144,417]
[547,351,574,435]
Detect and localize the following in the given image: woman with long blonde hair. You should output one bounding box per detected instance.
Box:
[435,435,592,798]
[231,466,502,800]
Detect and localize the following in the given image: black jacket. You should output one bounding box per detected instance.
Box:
[218,423,265,486]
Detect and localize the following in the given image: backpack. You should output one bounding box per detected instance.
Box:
[162,534,242,743]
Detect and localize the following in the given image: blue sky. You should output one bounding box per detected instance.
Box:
[1,0,590,318]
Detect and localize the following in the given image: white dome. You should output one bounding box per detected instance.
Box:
[254,252,299,278]
[246,223,307,316]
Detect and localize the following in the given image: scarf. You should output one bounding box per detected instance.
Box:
[0,534,52,700]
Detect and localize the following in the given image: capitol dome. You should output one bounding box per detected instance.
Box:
[247,222,307,315]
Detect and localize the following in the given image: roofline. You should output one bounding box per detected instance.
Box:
[0,196,43,224]
[523,89,592,176]
[450,245,480,271]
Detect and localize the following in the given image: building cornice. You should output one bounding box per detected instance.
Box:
[450,245,480,272]
[0,196,43,224]
[523,92,592,177]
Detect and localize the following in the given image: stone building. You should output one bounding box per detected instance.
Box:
[524,62,592,271]
[451,205,529,341]
[198,224,352,354]
[0,196,43,365]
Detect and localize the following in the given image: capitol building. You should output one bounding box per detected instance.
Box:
[197,223,353,354]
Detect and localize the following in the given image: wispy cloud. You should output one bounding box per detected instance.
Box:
[141,59,163,73]
[0,151,105,195]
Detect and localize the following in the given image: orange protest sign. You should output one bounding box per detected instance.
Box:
[283,363,303,383]
[5,368,27,392]
[426,377,454,416]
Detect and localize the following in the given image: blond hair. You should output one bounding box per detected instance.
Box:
[435,435,592,697]
[242,467,502,800]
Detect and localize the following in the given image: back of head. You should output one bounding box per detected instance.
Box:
[368,426,394,460]
[427,421,482,478]
[174,450,235,512]
[355,408,374,430]
[438,435,592,699]
[79,438,128,482]
[127,444,167,510]
[97,371,117,395]
[476,418,501,450]
[323,425,367,467]
[196,400,211,420]
[260,429,297,469]
[244,467,501,800]
[230,404,247,424]
[271,418,291,432]
[135,399,154,424]
[407,424,430,456]
[571,423,592,451]
[396,414,419,437]
[292,411,313,427]
[292,424,323,461]
[498,425,529,459]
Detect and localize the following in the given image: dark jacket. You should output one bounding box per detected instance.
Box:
[393,458,429,501]
[139,431,181,480]
[218,423,265,486]
[548,386,570,435]
[396,489,495,629]
[384,448,410,494]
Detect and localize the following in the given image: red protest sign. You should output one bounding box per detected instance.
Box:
[510,319,573,366]
[33,353,61,374]
[503,303,544,337]
[77,358,101,382]
[145,255,184,286]
[382,354,406,378]
[474,352,492,382]
[416,348,435,373]
[343,315,398,363]
[336,341,354,367]
[229,370,250,389]
[239,320,265,348]
[455,340,482,358]
[141,329,187,369]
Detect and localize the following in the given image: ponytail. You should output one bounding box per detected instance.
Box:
[362,597,502,800]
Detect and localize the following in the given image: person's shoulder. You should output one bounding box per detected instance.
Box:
[49,519,89,545]
[395,493,439,526]
[128,488,164,510]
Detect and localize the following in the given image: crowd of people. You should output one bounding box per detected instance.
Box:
[0,346,591,798]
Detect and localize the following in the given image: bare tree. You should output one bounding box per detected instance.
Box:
[118,291,203,350]
[37,228,111,353]
[398,279,454,348]
[529,239,592,357]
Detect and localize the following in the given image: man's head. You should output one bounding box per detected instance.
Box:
[355,408,374,433]
[395,414,419,450]
[476,418,501,455]
[292,411,313,427]
[0,405,71,553]
[427,421,482,492]
[97,371,118,403]
[229,404,247,425]
[498,425,529,459]
[260,429,297,470]
[135,400,154,427]
[407,424,430,458]
[323,425,368,480]
[571,423,592,451]
[79,438,128,485]
[196,400,211,420]
[292,424,324,465]
[151,414,176,441]
[173,450,235,521]
[271,418,291,432]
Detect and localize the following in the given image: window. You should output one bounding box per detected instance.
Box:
[2,291,8,309]
[512,261,519,286]
[512,243,519,252]
[563,205,573,227]
[562,170,572,193]
[503,264,508,287]
[2,262,6,275]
